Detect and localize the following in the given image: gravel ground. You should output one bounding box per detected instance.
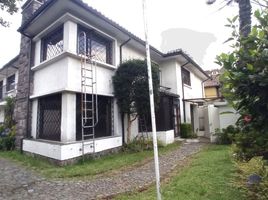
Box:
[0,141,206,200]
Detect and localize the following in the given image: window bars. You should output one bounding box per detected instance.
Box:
[42,27,63,61]
[37,94,61,141]
[78,27,112,64]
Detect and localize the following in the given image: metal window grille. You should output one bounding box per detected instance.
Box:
[0,81,3,100]
[76,94,113,140]
[182,68,191,86]
[6,74,15,91]
[42,26,63,61]
[138,95,174,132]
[77,27,112,64]
[37,94,61,141]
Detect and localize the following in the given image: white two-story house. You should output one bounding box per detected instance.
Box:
[0,56,19,124]
[6,0,208,163]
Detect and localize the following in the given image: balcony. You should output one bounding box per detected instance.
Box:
[0,83,17,103]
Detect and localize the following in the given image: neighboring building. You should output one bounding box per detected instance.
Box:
[198,68,239,142]
[2,0,208,163]
[0,56,19,124]
[204,69,221,98]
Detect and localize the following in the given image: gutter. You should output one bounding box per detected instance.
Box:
[181,61,190,123]
[119,38,131,145]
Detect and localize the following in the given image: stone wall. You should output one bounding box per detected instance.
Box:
[15,0,45,147]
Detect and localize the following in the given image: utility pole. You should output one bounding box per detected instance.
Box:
[142,0,161,199]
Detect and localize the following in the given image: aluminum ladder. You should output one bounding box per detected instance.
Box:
[79,32,98,159]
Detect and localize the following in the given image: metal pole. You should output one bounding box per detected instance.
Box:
[142,0,161,199]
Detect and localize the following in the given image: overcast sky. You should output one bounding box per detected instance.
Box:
[0,0,260,70]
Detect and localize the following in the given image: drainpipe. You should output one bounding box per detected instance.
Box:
[180,61,190,123]
[119,38,131,145]
[19,32,33,153]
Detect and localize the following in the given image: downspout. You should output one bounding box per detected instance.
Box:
[180,61,190,123]
[119,38,131,145]
[19,32,33,153]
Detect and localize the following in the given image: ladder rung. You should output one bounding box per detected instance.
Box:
[82,143,94,146]
[83,117,93,120]
[83,125,95,128]
[83,100,93,103]
[83,134,94,137]
[82,84,93,87]
[82,77,93,80]
[82,68,93,72]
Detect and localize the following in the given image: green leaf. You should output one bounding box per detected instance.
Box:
[246,64,254,71]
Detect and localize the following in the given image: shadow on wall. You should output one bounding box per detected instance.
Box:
[161,28,216,65]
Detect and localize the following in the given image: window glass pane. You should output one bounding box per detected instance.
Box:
[77,26,112,64]
[37,94,61,141]
[7,74,15,91]
[42,27,63,61]
[0,81,3,100]
[182,68,191,86]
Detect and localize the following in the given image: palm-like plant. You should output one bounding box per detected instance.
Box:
[207,0,252,37]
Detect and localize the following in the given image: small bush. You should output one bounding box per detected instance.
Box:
[180,123,193,138]
[235,157,268,200]
[0,126,16,151]
[215,125,240,145]
[123,138,164,153]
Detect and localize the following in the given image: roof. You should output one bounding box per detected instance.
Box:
[18,0,209,79]
[204,69,221,87]
[0,55,19,71]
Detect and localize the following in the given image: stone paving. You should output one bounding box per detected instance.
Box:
[0,141,206,200]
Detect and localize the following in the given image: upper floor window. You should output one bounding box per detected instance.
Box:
[41,26,63,61]
[7,74,15,91]
[0,81,3,100]
[182,68,191,86]
[77,26,112,64]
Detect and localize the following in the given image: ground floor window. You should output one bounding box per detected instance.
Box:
[139,94,178,132]
[37,94,61,141]
[76,94,113,140]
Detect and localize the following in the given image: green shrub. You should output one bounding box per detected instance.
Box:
[0,126,16,151]
[215,125,240,145]
[180,123,193,138]
[123,138,164,153]
[235,157,268,200]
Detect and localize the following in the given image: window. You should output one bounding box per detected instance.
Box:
[76,94,113,140]
[77,26,112,64]
[42,26,63,61]
[182,68,191,86]
[0,81,3,100]
[37,94,62,141]
[6,74,15,91]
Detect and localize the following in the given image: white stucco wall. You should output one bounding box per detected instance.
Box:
[32,57,68,97]
[218,105,240,129]
[160,59,178,94]
[121,44,145,62]
[0,107,4,123]
[23,136,122,160]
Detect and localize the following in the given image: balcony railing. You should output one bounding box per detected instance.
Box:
[0,83,17,102]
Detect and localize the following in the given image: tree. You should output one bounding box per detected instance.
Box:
[207,0,252,36]
[216,10,268,159]
[113,59,160,143]
[0,0,20,27]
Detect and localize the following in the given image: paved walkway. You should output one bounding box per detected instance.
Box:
[0,141,206,200]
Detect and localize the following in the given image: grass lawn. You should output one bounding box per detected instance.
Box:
[116,145,246,200]
[0,141,180,179]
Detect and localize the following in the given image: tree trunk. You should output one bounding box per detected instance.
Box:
[127,114,132,143]
[238,0,252,37]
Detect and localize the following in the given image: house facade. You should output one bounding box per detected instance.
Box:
[0,56,19,124]
[2,0,208,162]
